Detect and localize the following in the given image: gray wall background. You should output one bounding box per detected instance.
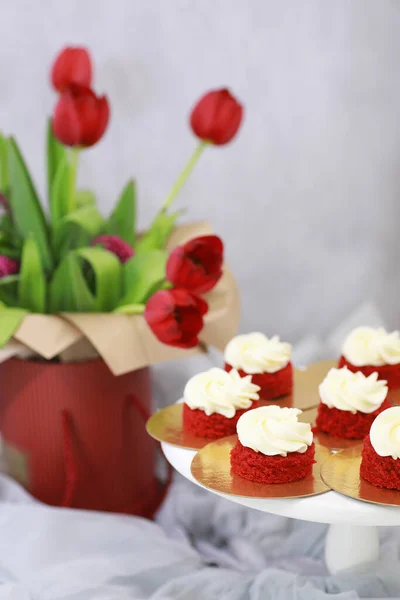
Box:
[1,0,400,345]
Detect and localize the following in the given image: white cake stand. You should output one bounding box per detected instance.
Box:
[162,440,400,574]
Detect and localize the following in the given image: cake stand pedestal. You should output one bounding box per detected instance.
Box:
[162,441,400,575]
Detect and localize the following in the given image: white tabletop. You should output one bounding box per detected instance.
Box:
[162,441,400,527]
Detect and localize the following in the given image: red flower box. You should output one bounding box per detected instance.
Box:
[0,357,166,516]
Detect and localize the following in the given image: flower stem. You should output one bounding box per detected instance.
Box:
[68,147,80,213]
[160,141,207,213]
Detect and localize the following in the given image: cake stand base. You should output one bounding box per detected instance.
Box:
[162,438,400,575]
[325,524,379,574]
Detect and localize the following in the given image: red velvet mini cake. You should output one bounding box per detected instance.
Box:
[339,327,400,390]
[230,405,315,484]
[183,402,259,439]
[360,407,400,490]
[183,367,260,439]
[316,367,389,440]
[224,332,293,401]
[316,401,391,440]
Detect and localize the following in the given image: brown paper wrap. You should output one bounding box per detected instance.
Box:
[10,222,240,375]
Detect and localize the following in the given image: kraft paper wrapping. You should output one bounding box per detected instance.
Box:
[5,222,240,375]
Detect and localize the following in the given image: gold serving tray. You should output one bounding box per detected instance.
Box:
[146,360,336,450]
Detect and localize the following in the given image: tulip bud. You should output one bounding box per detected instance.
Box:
[190,89,243,145]
[0,255,19,278]
[51,47,92,92]
[52,85,110,147]
[91,235,134,263]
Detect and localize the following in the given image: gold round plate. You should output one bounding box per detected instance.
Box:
[191,436,331,499]
[321,445,400,507]
[146,404,208,450]
[273,359,337,410]
[291,359,336,410]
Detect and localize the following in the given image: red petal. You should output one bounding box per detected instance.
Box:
[95,97,110,142]
[212,95,243,145]
[149,316,181,345]
[51,47,92,92]
[166,247,183,280]
[184,235,224,270]
[76,91,110,147]
[144,290,175,325]
[190,91,220,141]
[168,288,196,307]
[184,235,223,255]
[172,335,200,349]
[166,247,193,287]
[190,271,222,294]
[190,293,208,316]
[52,92,81,147]
[67,84,96,99]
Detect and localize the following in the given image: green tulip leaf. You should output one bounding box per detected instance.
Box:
[49,251,96,313]
[135,210,180,253]
[76,247,122,311]
[7,137,53,271]
[18,237,46,313]
[0,246,20,259]
[75,189,96,208]
[113,303,145,315]
[47,119,66,206]
[118,250,167,307]
[50,154,70,229]
[53,204,104,259]
[105,179,136,246]
[0,306,27,347]
[0,274,20,306]
[0,132,9,194]
[0,213,21,250]
[62,205,104,236]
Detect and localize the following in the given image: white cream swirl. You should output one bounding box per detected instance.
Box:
[319,367,388,414]
[370,407,400,459]
[342,326,400,367]
[236,405,313,457]
[224,332,291,374]
[184,367,260,418]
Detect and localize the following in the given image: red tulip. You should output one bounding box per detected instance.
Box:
[52,85,110,147]
[190,89,243,145]
[51,47,92,92]
[145,288,208,349]
[166,235,223,294]
[0,256,19,278]
[92,235,134,263]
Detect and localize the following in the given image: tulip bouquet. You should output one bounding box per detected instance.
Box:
[0,46,243,353]
[0,46,243,514]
